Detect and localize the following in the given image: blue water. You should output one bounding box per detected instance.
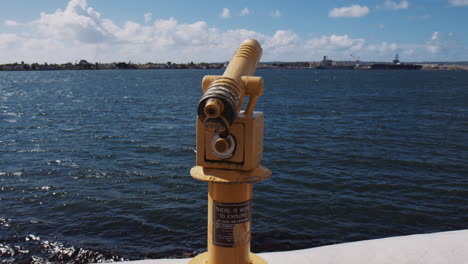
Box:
[1,69,467,263]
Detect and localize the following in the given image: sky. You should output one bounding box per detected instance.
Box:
[0,0,467,63]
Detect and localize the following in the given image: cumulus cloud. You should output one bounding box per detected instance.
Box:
[329,5,370,18]
[240,8,250,16]
[34,0,114,43]
[380,0,409,10]
[220,8,231,18]
[449,0,468,6]
[270,10,282,18]
[263,30,299,56]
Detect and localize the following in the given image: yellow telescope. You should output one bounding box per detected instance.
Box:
[191,39,271,264]
[198,39,264,135]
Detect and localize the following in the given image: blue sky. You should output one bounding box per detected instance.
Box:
[1,0,467,63]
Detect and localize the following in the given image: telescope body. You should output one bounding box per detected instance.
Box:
[198,39,263,135]
[196,39,265,171]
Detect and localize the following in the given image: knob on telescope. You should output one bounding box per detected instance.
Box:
[197,39,263,134]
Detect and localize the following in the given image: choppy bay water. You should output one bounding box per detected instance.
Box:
[1,69,467,263]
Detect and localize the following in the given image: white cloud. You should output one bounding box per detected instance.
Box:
[34,0,114,43]
[302,34,369,61]
[4,20,23,26]
[306,35,365,51]
[240,8,250,16]
[267,30,299,46]
[221,8,231,18]
[367,42,398,53]
[427,32,442,54]
[0,34,21,49]
[329,5,370,18]
[449,0,468,6]
[426,44,439,54]
[424,31,466,60]
[144,12,152,23]
[270,10,282,18]
[380,0,409,10]
[264,30,298,50]
[0,0,466,63]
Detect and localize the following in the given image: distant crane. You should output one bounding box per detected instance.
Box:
[350,54,360,68]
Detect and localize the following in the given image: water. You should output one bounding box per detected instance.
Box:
[1,69,467,263]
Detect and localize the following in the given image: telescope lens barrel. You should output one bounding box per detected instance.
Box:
[197,80,242,134]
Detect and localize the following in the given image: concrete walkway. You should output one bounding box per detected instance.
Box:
[119,229,468,264]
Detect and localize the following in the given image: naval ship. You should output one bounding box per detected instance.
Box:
[369,54,422,70]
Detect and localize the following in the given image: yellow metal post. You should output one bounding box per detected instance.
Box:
[190,39,271,264]
[207,183,252,264]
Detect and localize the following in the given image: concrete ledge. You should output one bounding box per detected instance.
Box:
[118,229,468,264]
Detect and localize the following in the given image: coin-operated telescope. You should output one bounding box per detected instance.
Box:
[190,39,271,264]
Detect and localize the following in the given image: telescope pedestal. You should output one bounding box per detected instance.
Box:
[190,166,271,264]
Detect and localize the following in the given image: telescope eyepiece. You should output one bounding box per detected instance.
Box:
[204,98,224,119]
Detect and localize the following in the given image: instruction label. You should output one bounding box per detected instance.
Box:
[213,200,252,247]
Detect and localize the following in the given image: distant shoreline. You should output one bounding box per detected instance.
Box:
[1,60,468,71]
